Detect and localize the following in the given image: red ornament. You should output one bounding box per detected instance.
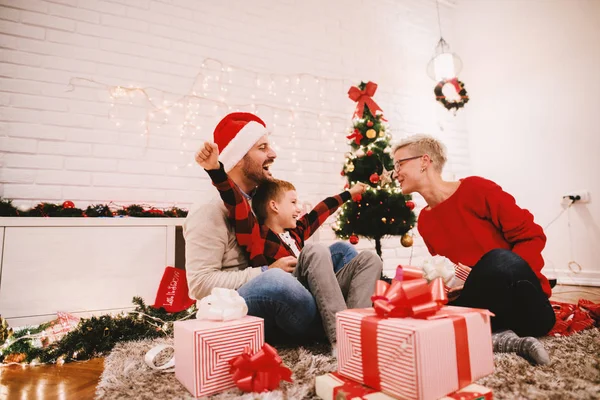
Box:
[349,235,359,245]
[405,200,415,210]
[369,173,380,184]
[366,120,374,127]
[367,150,373,156]
[341,170,346,176]
[62,201,75,209]
[353,193,362,202]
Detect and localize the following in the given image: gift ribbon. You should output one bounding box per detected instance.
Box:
[348,81,385,120]
[144,344,175,372]
[229,343,293,393]
[331,372,378,400]
[196,287,248,321]
[359,274,487,393]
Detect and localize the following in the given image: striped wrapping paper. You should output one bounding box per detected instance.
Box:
[174,316,264,398]
[336,306,494,400]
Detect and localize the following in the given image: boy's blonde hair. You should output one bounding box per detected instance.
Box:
[393,134,447,173]
[252,179,296,223]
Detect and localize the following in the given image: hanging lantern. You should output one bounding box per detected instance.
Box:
[426,38,463,81]
[426,2,463,82]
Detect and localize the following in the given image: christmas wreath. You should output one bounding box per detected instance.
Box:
[434,78,469,111]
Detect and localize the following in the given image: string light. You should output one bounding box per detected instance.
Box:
[67,58,391,178]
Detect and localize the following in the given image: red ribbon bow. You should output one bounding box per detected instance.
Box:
[371,276,447,319]
[346,129,363,145]
[348,82,385,120]
[229,343,293,393]
[447,78,461,93]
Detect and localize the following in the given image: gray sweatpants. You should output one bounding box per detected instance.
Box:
[294,243,383,344]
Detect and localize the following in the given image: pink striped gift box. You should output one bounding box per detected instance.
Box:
[337,306,494,400]
[174,316,264,398]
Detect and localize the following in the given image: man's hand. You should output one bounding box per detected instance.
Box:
[195,142,220,170]
[348,182,368,198]
[268,256,297,273]
[447,285,464,302]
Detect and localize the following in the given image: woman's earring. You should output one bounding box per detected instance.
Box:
[420,168,425,173]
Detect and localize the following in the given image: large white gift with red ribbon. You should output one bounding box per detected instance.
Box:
[336,277,494,400]
[174,288,264,397]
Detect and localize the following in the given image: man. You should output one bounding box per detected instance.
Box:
[184,112,382,344]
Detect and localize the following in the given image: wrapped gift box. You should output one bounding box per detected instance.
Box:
[337,306,494,400]
[174,316,264,397]
[316,372,396,400]
[440,383,493,400]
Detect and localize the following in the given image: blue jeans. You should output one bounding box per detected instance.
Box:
[330,241,359,273]
[450,249,555,337]
[237,242,359,342]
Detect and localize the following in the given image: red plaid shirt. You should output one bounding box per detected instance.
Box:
[206,163,350,267]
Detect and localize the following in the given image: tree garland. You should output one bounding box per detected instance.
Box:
[0,297,196,366]
[0,198,188,218]
[434,78,469,111]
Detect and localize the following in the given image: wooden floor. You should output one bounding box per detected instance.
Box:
[1,285,599,400]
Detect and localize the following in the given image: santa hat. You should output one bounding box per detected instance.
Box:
[214,112,269,172]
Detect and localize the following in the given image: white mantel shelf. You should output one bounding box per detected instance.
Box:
[0,217,186,227]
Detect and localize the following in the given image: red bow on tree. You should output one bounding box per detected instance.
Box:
[371,277,447,319]
[229,343,293,393]
[346,129,364,145]
[348,81,385,120]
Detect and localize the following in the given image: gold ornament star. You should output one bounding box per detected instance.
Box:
[379,164,394,186]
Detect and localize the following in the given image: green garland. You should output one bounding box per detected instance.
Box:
[0,198,188,218]
[0,297,196,365]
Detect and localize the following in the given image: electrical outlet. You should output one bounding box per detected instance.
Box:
[562,190,591,204]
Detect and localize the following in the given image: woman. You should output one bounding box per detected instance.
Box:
[393,134,555,365]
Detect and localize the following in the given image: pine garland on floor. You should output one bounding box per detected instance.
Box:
[0,297,196,365]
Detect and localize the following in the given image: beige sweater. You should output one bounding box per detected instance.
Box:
[183,195,262,300]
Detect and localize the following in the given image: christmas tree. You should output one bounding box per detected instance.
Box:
[333,81,416,257]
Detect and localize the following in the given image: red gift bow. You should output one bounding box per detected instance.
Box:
[371,277,447,319]
[348,82,385,120]
[229,343,293,393]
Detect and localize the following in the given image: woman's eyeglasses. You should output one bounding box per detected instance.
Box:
[393,155,423,171]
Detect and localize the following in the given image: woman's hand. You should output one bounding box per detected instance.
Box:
[447,285,464,302]
[195,142,220,170]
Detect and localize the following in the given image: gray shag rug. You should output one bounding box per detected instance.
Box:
[95,328,600,400]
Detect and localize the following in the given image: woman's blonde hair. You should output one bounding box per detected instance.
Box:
[393,134,447,173]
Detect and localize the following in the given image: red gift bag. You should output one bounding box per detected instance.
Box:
[153,266,196,312]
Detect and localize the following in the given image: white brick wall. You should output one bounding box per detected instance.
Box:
[0,0,469,274]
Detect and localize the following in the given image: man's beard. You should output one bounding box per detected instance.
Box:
[241,155,273,185]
